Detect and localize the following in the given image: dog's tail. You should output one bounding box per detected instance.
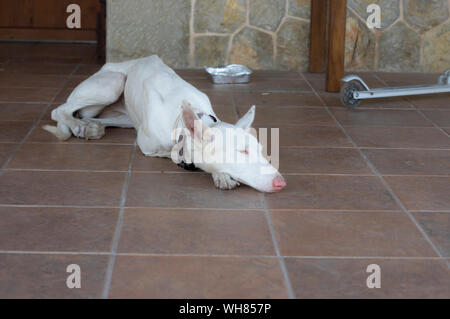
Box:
[42,122,72,141]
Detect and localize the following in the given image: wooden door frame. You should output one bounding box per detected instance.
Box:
[0,0,106,62]
[309,0,347,93]
[96,0,106,62]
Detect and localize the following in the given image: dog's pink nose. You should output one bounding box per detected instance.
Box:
[272,177,286,191]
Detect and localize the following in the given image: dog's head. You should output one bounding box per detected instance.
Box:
[172,101,286,193]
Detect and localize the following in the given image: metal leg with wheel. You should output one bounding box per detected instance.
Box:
[340,70,450,108]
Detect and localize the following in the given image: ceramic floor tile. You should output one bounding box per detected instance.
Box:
[109,256,288,298]
[0,74,68,88]
[0,103,46,121]
[363,149,450,175]
[0,207,118,252]
[278,147,371,175]
[345,127,450,149]
[4,61,77,75]
[234,92,322,108]
[332,109,432,127]
[118,208,275,255]
[8,143,133,171]
[264,175,399,210]
[126,173,262,209]
[286,258,450,299]
[385,176,450,211]
[0,87,59,103]
[0,254,108,298]
[0,121,33,142]
[0,170,126,206]
[271,210,436,257]
[259,125,353,148]
[245,106,335,127]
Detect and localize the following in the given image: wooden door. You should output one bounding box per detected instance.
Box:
[0,0,101,42]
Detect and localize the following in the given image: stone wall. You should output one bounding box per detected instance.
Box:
[107,0,449,72]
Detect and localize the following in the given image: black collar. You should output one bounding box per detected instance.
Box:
[176,131,198,171]
[177,161,198,171]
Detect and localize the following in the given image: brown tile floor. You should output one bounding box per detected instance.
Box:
[0,42,449,299]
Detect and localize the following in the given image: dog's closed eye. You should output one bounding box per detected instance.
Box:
[238,149,249,155]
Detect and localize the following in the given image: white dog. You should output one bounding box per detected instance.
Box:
[44,55,286,192]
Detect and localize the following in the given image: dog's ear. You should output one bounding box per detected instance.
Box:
[235,105,255,130]
[181,100,208,141]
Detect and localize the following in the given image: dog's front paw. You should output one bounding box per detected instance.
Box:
[212,172,240,190]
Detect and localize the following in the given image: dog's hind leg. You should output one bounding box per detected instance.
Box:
[88,99,134,128]
[77,104,108,120]
[91,114,134,128]
[44,70,126,140]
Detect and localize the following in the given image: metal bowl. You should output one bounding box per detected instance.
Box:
[204,64,253,84]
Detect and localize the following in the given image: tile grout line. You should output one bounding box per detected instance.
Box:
[7,142,449,150]
[372,73,450,139]
[0,204,420,211]
[101,141,137,299]
[0,249,446,260]
[259,193,295,299]
[3,168,450,178]
[1,203,449,213]
[0,63,81,177]
[0,102,446,111]
[299,72,447,266]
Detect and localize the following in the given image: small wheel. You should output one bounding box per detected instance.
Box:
[340,80,365,109]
